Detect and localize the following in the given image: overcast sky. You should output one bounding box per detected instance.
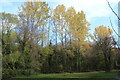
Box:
[0,0,119,39]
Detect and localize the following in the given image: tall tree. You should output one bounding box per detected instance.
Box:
[92,25,114,72]
[0,13,18,56]
[17,1,50,70]
[0,12,19,70]
[69,11,89,71]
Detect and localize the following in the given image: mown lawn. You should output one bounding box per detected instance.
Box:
[15,71,119,80]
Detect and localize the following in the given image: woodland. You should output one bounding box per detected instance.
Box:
[1,1,120,79]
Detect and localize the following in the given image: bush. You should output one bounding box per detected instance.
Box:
[2,69,17,79]
[21,69,37,75]
[2,68,38,79]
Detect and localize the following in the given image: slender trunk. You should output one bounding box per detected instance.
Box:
[65,33,67,48]
[41,26,44,47]
[56,31,57,46]
[48,24,50,45]
[2,19,5,56]
[103,51,111,72]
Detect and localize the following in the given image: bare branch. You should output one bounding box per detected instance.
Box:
[109,17,120,38]
[106,0,120,20]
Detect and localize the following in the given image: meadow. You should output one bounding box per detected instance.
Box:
[15,71,119,80]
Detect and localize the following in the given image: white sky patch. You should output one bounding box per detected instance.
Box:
[0,0,118,27]
[46,0,119,21]
[0,0,119,20]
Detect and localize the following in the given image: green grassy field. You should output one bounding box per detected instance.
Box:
[15,71,119,79]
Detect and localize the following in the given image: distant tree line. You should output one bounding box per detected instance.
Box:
[1,1,120,78]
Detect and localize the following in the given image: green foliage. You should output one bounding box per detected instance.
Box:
[3,69,16,78]
[1,1,119,79]
[9,51,21,64]
[2,69,37,79]
[43,46,53,55]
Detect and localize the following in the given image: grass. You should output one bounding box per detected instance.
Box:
[15,71,119,79]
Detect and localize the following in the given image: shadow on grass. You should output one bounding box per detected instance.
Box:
[12,78,115,80]
[11,71,120,80]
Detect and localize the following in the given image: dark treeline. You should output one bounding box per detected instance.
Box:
[1,1,120,78]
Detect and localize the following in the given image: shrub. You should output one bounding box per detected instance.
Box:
[2,68,38,79]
